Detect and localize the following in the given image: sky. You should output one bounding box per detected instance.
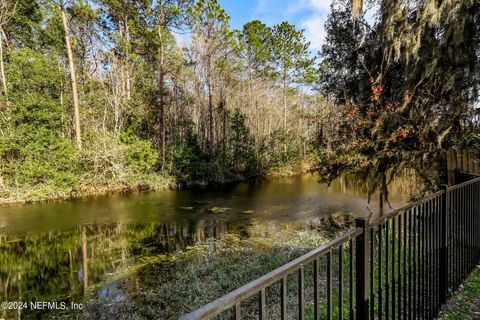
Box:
[218,0,334,53]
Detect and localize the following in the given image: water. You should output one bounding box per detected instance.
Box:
[0,173,416,318]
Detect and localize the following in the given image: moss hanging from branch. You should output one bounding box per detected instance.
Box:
[351,0,363,19]
[320,0,479,201]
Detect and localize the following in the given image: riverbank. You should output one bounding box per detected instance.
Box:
[47,220,351,320]
[0,160,318,207]
[0,174,173,207]
[437,265,480,319]
[1,170,408,320]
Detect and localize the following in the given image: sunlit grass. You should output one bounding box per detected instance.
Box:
[437,266,480,320]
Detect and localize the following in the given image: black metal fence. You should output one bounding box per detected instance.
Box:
[181,177,480,320]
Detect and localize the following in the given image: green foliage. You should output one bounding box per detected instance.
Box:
[0,0,321,204]
[463,132,480,150]
[120,130,158,173]
[78,130,160,186]
[318,0,480,196]
[229,108,257,173]
[188,0,231,39]
[437,266,480,320]
[241,20,273,79]
[259,130,307,169]
[168,122,210,181]
[3,0,43,49]
[271,21,317,85]
[0,48,77,188]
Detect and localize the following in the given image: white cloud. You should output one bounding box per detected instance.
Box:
[308,0,332,12]
[300,0,333,52]
[173,32,191,49]
[300,15,327,53]
[252,0,333,52]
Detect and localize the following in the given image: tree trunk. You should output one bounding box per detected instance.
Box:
[283,78,287,131]
[0,28,7,105]
[124,15,131,100]
[221,95,227,163]
[158,25,166,170]
[61,1,82,150]
[207,55,215,157]
[282,76,288,155]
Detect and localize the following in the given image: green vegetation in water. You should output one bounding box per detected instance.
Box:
[58,214,357,320]
[192,201,212,205]
[206,207,231,214]
[42,224,341,320]
[0,211,356,320]
[320,213,356,237]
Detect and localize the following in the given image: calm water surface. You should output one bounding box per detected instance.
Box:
[0,173,416,318]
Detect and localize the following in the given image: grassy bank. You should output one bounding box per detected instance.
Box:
[0,159,318,207]
[0,173,174,206]
[437,266,480,319]
[44,221,350,320]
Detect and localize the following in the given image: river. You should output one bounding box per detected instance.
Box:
[0,173,416,319]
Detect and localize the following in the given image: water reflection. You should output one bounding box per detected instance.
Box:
[2,216,317,316]
[0,173,415,234]
[0,173,418,318]
[0,221,220,317]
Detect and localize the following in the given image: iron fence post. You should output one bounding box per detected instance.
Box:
[439,185,449,304]
[355,217,370,320]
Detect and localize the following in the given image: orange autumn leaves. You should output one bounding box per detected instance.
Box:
[333,78,416,171]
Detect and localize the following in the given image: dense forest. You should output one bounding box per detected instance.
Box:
[0,0,325,204]
[0,0,479,204]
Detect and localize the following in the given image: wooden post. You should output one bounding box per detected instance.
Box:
[355,217,370,320]
[463,149,469,172]
[468,150,474,173]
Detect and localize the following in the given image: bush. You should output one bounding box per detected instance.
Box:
[120,131,158,173]
[0,48,78,189]
[79,130,159,186]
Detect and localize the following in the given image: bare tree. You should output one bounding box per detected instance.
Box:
[0,0,17,106]
[103,54,127,135]
[60,0,82,149]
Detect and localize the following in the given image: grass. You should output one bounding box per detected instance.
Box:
[0,173,174,206]
[46,227,341,320]
[437,265,480,320]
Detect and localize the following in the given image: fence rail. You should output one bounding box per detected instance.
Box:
[181,177,480,320]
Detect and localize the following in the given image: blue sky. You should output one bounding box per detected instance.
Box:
[218,0,334,52]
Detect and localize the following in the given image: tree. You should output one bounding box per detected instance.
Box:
[229,108,256,173]
[0,0,17,106]
[97,0,140,101]
[3,0,43,49]
[152,0,192,169]
[188,0,233,158]
[60,0,82,149]
[0,48,77,188]
[271,22,316,130]
[67,0,99,80]
[240,20,273,137]
[0,0,324,201]
[319,0,480,198]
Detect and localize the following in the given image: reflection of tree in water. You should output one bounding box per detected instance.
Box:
[328,170,421,202]
[0,217,254,318]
